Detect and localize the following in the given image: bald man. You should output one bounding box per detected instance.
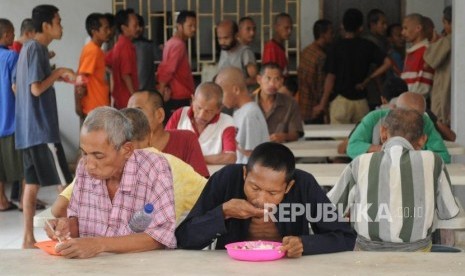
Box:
[215,67,269,163]
[216,19,257,86]
[400,14,434,96]
[166,82,237,164]
[347,92,450,163]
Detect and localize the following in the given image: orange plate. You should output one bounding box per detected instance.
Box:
[34,240,60,256]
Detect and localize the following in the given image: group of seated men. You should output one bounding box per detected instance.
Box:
[45,87,458,258]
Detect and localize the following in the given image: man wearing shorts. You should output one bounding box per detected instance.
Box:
[14,5,75,248]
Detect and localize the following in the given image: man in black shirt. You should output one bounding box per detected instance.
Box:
[313,8,391,124]
[176,142,356,257]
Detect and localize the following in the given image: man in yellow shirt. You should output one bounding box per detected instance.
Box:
[51,108,207,224]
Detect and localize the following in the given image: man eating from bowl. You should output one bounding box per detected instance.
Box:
[175,142,356,257]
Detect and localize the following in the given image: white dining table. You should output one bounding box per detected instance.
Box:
[283,140,465,157]
[208,163,465,187]
[0,249,463,275]
[304,124,355,138]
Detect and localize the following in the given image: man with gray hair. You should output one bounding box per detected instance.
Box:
[166,82,236,164]
[329,108,459,252]
[46,106,176,259]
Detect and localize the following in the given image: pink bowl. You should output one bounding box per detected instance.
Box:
[225,241,285,262]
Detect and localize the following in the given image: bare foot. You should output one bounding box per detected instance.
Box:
[22,239,38,249]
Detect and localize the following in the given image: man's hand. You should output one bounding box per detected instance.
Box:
[44,218,71,242]
[222,199,264,219]
[269,133,287,143]
[58,68,77,83]
[280,236,303,258]
[55,238,103,259]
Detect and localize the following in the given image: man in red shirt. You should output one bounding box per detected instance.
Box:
[166,82,237,165]
[127,90,209,177]
[157,10,196,120]
[105,8,139,109]
[400,13,434,97]
[262,13,293,76]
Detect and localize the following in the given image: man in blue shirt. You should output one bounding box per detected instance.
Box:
[14,5,76,248]
[0,19,21,211]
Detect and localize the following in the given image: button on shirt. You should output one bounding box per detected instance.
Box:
[68,149,177,248]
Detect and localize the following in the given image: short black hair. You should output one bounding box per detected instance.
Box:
[386,23,401,38]
[274,12,292,25]
[367,9,385,28]
[20,18,34,35]
[136,14,145,27]
[343,8,363,33]
[313,19,332,40]
[239,16,254,26]
[85,13,105,37]
[0,18,14,38]
[259,62,282,75]
[32,4,59,33]
[246,142,295,183]
[104,13,115,28]
[134,90,165,110]
[382,76,408,102]
[443,6,452,23]
[176,10,196,25]
[115,8,135,33]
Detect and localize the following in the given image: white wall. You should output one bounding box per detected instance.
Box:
[404,0,445,31]
[0,0,112,161]
[300,0,320,49]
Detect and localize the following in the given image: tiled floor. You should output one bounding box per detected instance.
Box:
[0,185,58,249]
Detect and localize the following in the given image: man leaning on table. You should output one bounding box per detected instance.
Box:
[328,108,458,251]
[45,107,176,258]
[176,142,356,257]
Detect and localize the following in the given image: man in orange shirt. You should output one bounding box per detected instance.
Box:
[75,13,111,122]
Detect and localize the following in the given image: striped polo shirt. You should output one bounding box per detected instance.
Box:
[328,137,459,244]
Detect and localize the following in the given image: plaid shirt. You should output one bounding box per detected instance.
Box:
[297,41,326,121]
[68,149,176,248]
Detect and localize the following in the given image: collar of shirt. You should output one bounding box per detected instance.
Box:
[406,39,429,54]
[0,45,8,50]
[117,34,134,48]
[253,89,286,117]
[187,106,221,125]
[382,136,415,151]
[271,38,285,50]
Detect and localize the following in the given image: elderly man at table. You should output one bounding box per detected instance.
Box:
[215,67,269,163]
[176,142,356,257]
[46,107,176,258]
[347,92,451,163]
[51,108,207,225]
[329,108,458,251]
[127,90,209,177]
[166,82,236,164]
[254,63,304,143]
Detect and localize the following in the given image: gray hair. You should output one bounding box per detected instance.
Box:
[82,106,133,150]
[194,82,223,108]
[382,108,424,143]
[120,108,150,142]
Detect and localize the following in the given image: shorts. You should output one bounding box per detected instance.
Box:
[0,134,23,182]
[23,143,73,186]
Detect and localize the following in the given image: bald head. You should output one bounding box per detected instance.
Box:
[216,67,247,91]
[194,82,224,108]
[217,19,238,35]
[396,92,426,114]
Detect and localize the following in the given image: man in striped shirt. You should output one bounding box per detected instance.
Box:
[328,108,458,251]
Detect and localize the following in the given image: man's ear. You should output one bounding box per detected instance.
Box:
[155,107,165,124]
[121,141,134,159]
[242,165,247,181]
[380,125,389,144]
[415,134,428,150]
[285,180,295,194]
[257,75,262,86]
